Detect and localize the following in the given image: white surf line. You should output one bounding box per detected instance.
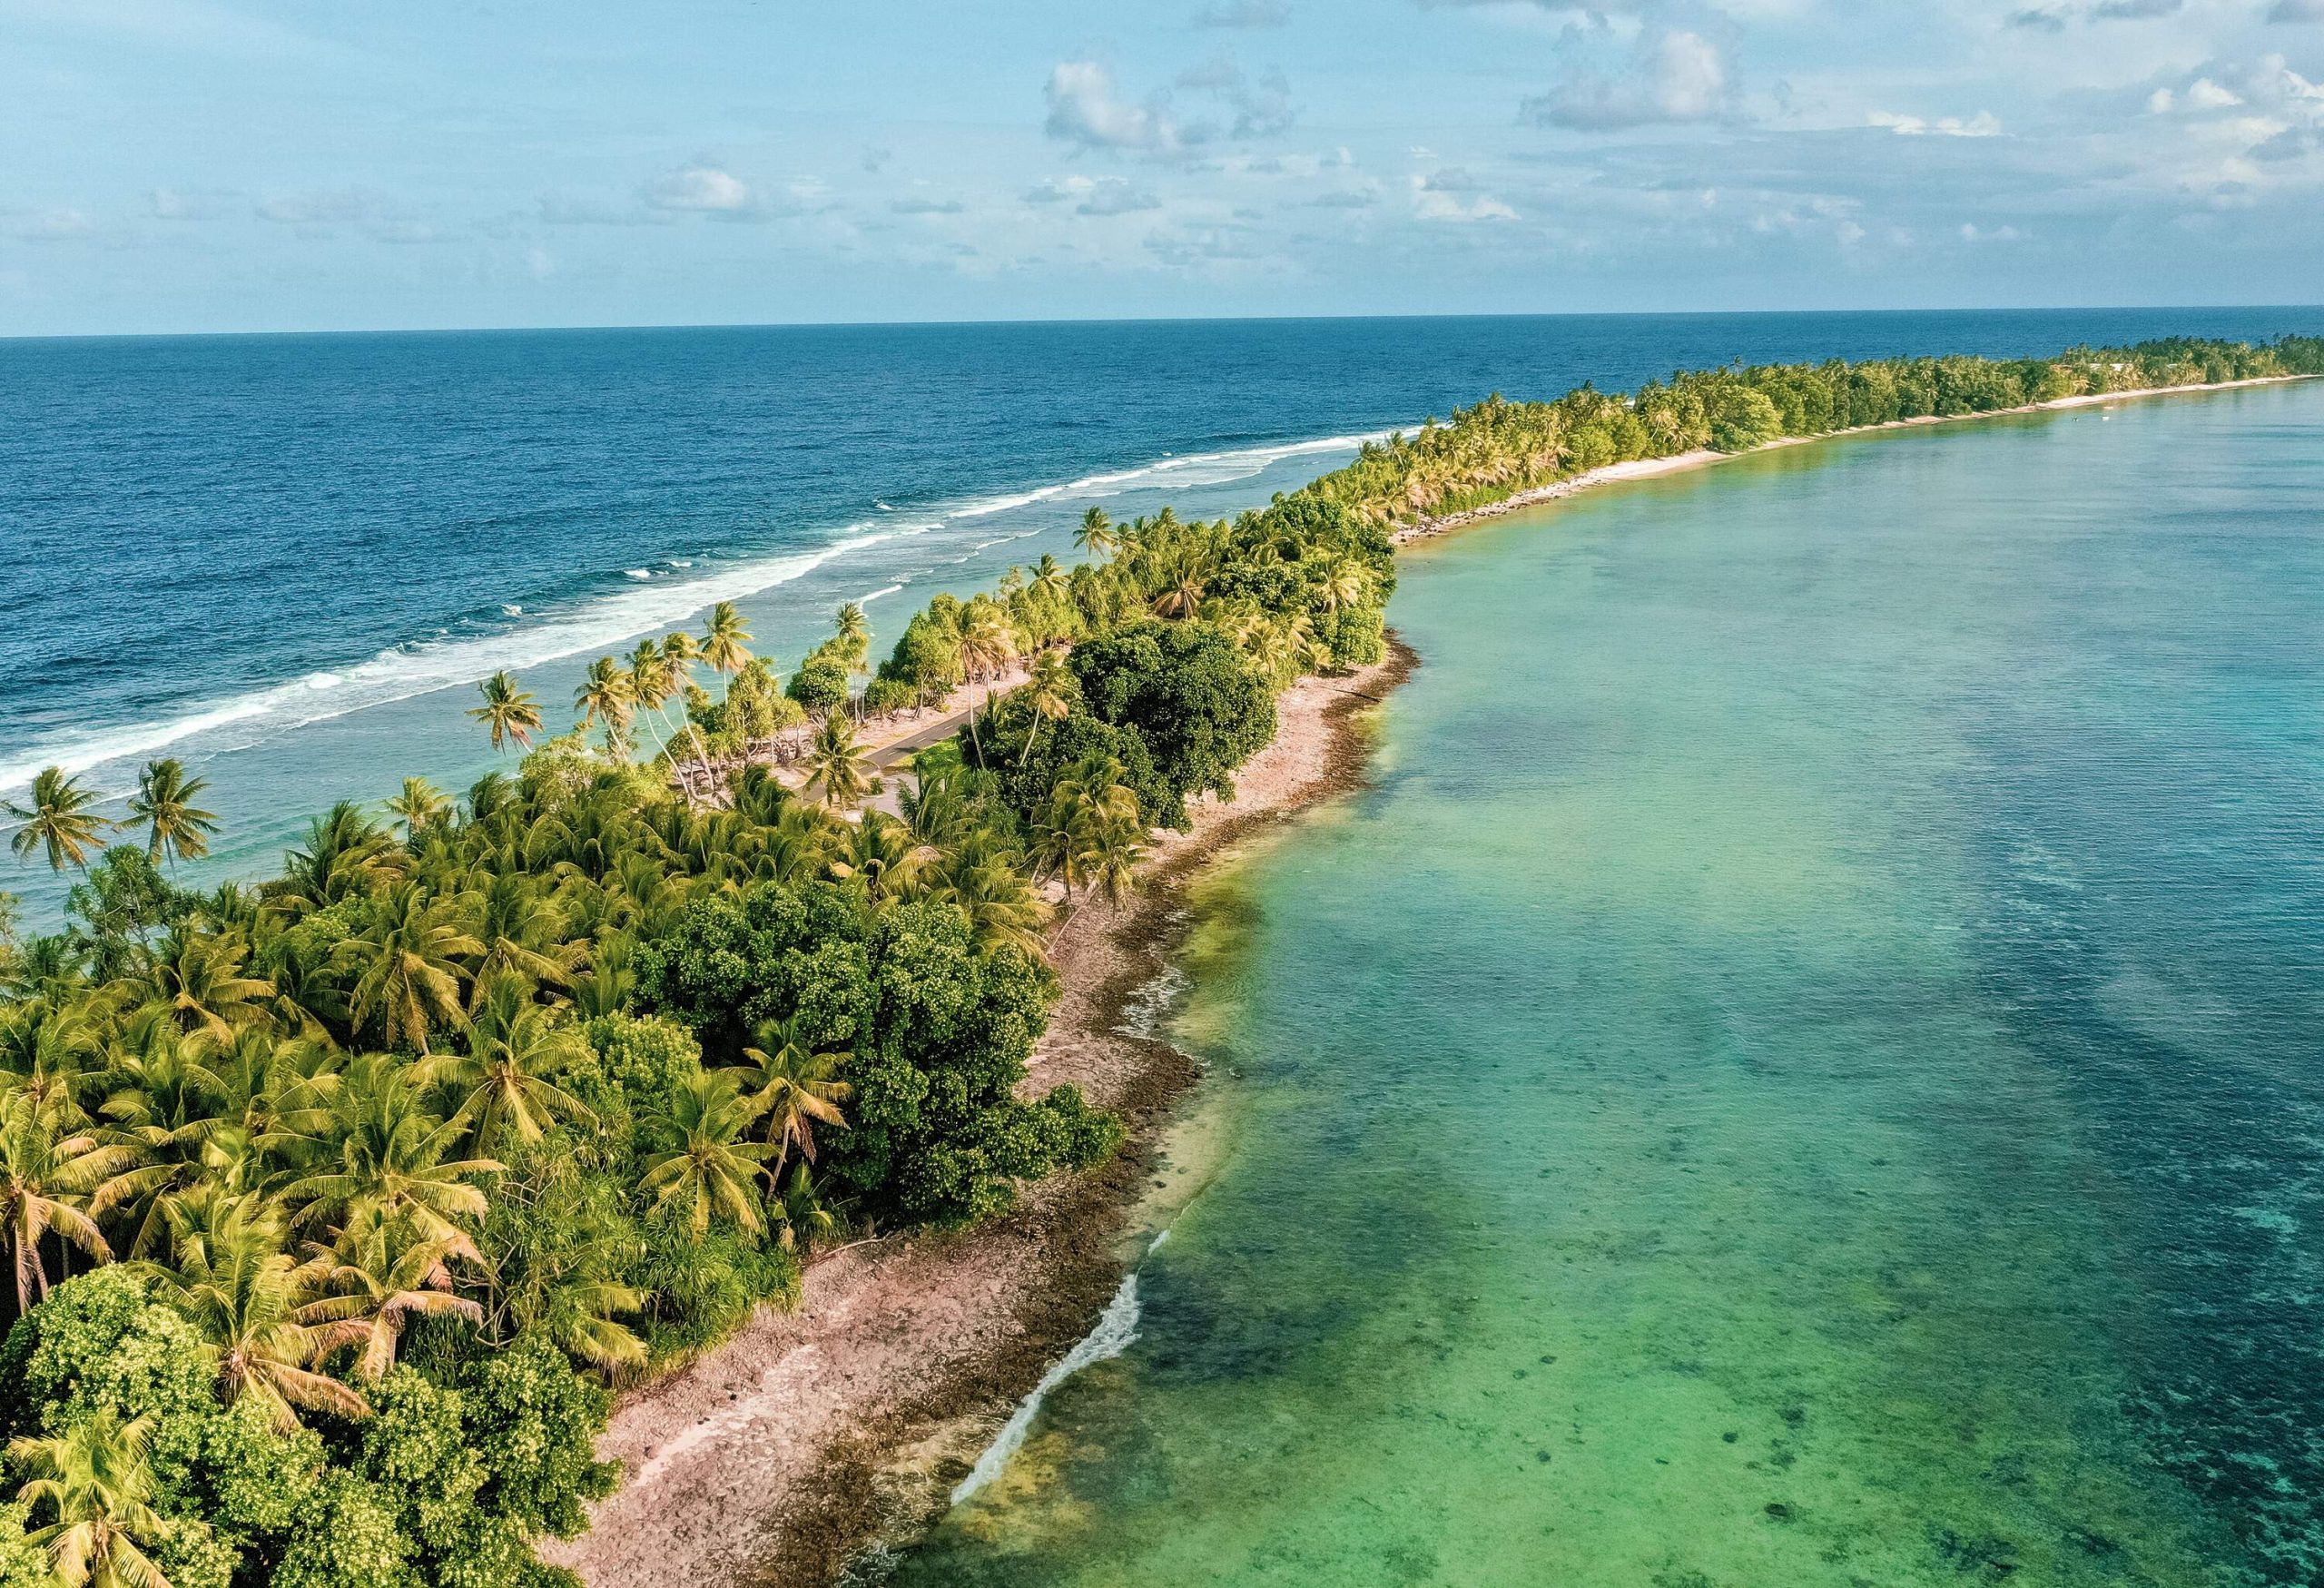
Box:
[949,1228,1173,1506]
[4,424,1403,799]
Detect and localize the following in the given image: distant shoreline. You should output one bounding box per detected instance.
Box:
[1390,373,2318,547]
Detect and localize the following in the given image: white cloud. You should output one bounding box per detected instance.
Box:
[1521,29,1727,130]
[642,165,751,212]
[1409,172,1516,221]
[1045,61,1185,154]
[1868,110,2003,137]
[2189,78,2245,109]
[1959,222,2026,242]
[1021,174,1163,214]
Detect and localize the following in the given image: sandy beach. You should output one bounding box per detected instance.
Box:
[545,643,1414,1588]
[1389,373,2315,547]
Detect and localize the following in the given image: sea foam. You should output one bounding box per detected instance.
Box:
[0,426,1386,800]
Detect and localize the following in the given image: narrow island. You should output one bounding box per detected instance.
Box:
[0,333,2316,1588]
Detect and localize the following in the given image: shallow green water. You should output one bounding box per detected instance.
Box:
[889,386,2324,1587]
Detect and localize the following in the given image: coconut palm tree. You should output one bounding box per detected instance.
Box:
[702,600,753,678]
[770,1162,842,1254]
[955,603,1019,768]
[384,777,450,840]
[139,1193,368,1428]
[833,602,871,671]
[468,670,545,755]
[8,1409,172,1588]
[573,657,635,758]
[432,976,593,1149]
[304,1209,482,1380]
[1074,506,1118,561]
[139,926,273,1043]
[660,631,721,789]
[271,1055,499,1260]
[125,760,217,871]
[6,767,113,874]
[1029,553,1069,602]
[1017,650,1075,767]
[803,714,872,811]
[625,638,675,758]
[738,1017,852,1172]
[0,1084,124,1313]
[335,883,479,1055]
[638,1070,775,1238]
[269,802,399,917]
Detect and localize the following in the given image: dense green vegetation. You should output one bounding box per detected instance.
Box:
[0,481,1393,1587]
[1305,335,2324,527]
[0,330,2306,1588]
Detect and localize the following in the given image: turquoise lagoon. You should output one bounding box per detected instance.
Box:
[889,384,2324,1586]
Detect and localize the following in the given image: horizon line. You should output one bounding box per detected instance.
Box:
[6,301,2323,348]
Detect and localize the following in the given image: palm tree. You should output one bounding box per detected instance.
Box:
[140,926,273,1043]
[433,977,593,1149]
[139,1194,369,1428]
[1074,506,1118,561]
[0,1085,124,1313]
[272,1055,499,1260]
[803,714,872,810]
[661,631,721,789]
[1029,554,1069,602]
[625,638,675,758]
[833,602,871,672]
[5,767,113,873]
[8,1409,172,1588]
[573,657,635,759]
[702,600,753,678]
[125,760,218,871]
[384,777,450,840]
[1017,650,1075,767]
[770,1163,842,1254]
[336,883,481,1054]
[468,671,544,755]
[638,1071,775,1238]
[305,1210,483,1380]
[955,603,1019,768]
[269,802,399,916]
[738,1018,852,1173]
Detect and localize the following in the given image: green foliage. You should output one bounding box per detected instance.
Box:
[0,1266,212,1439]
[459,1337,619,1538]
[271,1472,413,1588]
[783,656,850,715]
[0,1501,46,1588]
[1304,335,2324,528]
[1069,621,1276,827]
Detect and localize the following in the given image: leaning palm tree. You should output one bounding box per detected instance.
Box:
[1017,650,1075,767]
[125,759,218,870]
[1074,506,1118,561]
[954,603,1019,768]
[833,602,871,671]
[8,1409,172,1588]
[803,713,873,810]
[625,638,675,758]
[468,670,545,754]
[0,1084,124,1313]
[701,600,753,678]
[335,883,482,1055]
[304,1209,483,1380]
[573,657,635,759]
[138,1194,369,1428]
[737,1018,852,1174]
[638,1071,775,1239]
[5,767,113,873]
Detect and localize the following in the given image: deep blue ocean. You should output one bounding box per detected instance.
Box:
[5,308,2321,919]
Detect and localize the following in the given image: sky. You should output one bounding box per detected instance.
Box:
[3,0,2321,335]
